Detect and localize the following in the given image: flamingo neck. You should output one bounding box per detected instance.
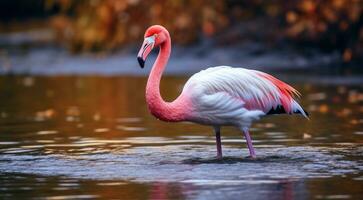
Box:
[145,37,191,122]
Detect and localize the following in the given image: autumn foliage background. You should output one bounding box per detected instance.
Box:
[0,0,362,63]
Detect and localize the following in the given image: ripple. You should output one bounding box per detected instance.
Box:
[0,145,361,182]
[43,143,106,147]
[116,117,142,123]
[264,132,286,136]
[20,145,44,149]
[36,130,58,135]
[96,182,126,186]
[315,195,351,199]
[1,148,37,154]
[0,142,19,145]
[181,179,283,185]
[94,128,109,133]
[116,125,146,132]
[270,139,301,142]
[47,195,99,200]
[36,140,55,143]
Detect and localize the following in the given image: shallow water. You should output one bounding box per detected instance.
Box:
[0,75,362,199]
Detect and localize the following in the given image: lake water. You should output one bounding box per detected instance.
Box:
[0,75,362,199]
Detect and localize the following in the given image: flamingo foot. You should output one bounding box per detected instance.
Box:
[246,155,257,160]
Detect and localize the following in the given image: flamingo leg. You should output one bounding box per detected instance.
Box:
[243,128,256,158]
[214,126,222,159]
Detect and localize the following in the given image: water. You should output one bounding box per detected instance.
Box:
[0,75,362,199]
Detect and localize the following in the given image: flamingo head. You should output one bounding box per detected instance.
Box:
[137,25,169,68]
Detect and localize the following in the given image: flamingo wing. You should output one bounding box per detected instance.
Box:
[183,66,307,126]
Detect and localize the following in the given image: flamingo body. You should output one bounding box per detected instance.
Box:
[183,66,307,128]
[137,25,308,159]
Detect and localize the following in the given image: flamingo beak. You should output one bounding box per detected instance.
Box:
[137,35,155,68]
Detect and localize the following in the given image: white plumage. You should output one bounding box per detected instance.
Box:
[183,66,307,129]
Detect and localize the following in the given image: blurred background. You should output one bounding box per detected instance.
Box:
[0,0,362,74]
[1,1,363,199]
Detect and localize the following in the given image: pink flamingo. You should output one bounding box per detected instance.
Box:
[137,25,308,159]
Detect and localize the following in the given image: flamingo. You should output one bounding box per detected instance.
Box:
[137,25,308,159]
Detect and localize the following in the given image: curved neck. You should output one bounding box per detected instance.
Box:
[147,38,171,90]
[145,37,190,122]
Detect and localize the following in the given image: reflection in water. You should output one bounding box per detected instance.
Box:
[0,75,362,199]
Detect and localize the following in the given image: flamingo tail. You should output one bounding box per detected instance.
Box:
[266,100,309,118]
[256,71,309,119]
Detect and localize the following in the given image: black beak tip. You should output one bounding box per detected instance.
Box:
[137,57,145,68]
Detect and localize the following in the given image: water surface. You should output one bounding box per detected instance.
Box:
[0,75,362,199]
